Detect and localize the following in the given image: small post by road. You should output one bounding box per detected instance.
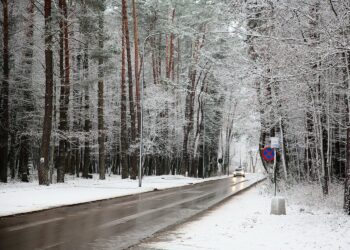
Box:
[271,137,279,196]
[203,113,205,179]
[273,147,277,196]
[270,136,286,215]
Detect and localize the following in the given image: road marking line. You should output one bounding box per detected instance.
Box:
[39,241,66,250]
[3,178,253,233]
[6,217,64,232]
[98,192,213,229]
[98,179,251,229]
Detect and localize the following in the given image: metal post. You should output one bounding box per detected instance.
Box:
[273,148,277,196]
[139,36,147,187]
[203,112,205,179]
[139,43,144,187]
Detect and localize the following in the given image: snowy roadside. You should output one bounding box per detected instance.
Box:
[0,174,260,217]
[140,182,350,250]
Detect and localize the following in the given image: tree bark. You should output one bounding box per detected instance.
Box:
[344,51,350,214]
[132,0,141,136]
[39,0,53,185]
[167,9,175,79]
[181,37,201,175]
[345,127,350,214]
[82,43,90,178]
[63,0,71,175]
[72,49,82,177]
[57,0,70,183]
[122,0,137,179]
[17,0,35,182]
[98,2,105,180]
[121,19,129,179]
[0,0,9,183]
[57,0,65,182]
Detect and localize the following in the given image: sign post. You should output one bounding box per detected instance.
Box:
[270,137,279,196]
[271,137,279,149]
[273,148,277,196]
[262,147,275,162]
[269,136,286,215]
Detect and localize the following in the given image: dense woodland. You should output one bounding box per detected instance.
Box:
[0,0,349,214]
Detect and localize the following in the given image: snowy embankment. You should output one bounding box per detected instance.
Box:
[141,182,350,250]
[0,174,237,217]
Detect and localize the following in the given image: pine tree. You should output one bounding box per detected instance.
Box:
[98,0,106,180]
[39,0,53,185]
[0,0,9,183]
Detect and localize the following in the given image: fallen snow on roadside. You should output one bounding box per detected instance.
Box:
[141,183,350,250]
[0,174,235,217]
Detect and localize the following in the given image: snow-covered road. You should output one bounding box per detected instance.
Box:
[0,174,265,250]
[0,174,254,217]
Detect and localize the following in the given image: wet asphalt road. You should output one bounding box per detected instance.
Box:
[0,175,263,250]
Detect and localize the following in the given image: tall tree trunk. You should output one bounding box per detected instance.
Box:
[167,9,175,79]
[181,38,201,175]
[57,0,70,182]
[344,51,350,215]
[72,47,81,176]
[309,0,328,194]
[18,0,35,182]
[57,0,68,183]
[0,0,9,182]
[8,132,16,179]
[39,0,53,185]
[121,20,129,179]
[132,0,141,136]
[345,126,350,215]
[182,81,195,175]
[98,2,105,180]
[150,16,158,85]
[182,91,192,175]
[63,0,71,175]
[158,34,162,80]
[279,117,288,179]
[82,43,90,178]
[122,0,137,179]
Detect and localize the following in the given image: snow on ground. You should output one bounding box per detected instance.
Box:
[0,174,231,217]
[141,182,350,250]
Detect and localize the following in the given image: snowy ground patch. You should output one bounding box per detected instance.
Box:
[140,182,350,250]
[0,174,230,217]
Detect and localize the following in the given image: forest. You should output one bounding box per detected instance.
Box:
[0,0,349,214]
